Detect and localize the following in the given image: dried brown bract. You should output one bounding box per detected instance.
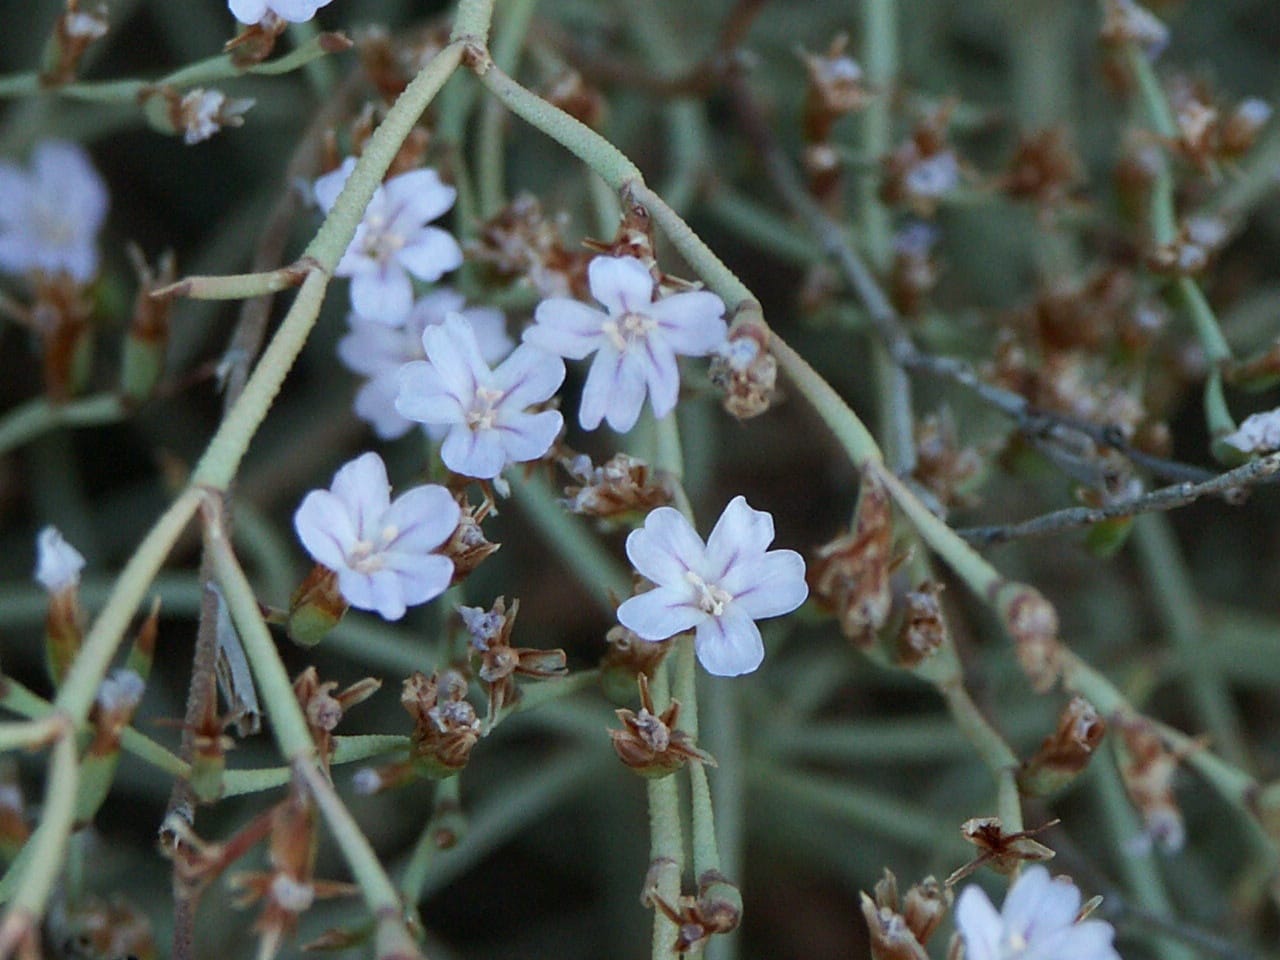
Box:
[561,451,673,519]
[600,623,672,702]
[946,816,1058,885]
[708,314,778,419]
[644,869,741,954]
[224,13,289,67]
[800,34,870,142]
[1117,718,1200,853]
[609,674,714,778]
[861,869,950,960]
[912,410,981,511]
[994,583,1062,692]
[468,193,592,299]
[811,468,894,646]
[1018,697,1107,797]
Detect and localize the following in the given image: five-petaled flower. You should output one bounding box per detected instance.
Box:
[0,140,107,284]
[229,0,335,23]
[293,452,459,620]
[525,255,727,433]
[338,289,512,440]
[617,497,808,677]
[396,314,565,480]
[313,158,464,323]
[956,865,1121,960]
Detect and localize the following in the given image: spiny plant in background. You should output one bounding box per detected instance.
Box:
[0,1,1279,959]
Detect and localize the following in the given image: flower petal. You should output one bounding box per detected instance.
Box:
[351,263,414,324]
[705,496,775,577]
[441,423,507,479]
[492,344,565,408]
[625,507,707,587]
[397,227,463,283]
[422,314,490,401]
[693,605,764,676]
[313,158,355,212]
[387,553,455,608]
[640,332,681,420]
[588,255,655,314]
[497,409,562,465]
[723,550,808,620]
[647,291,727,355]
[329,452,391,541]
[527,299,607,359]
[617,586,705,641]
[383,168,456,226]
[954,886,1002,960]
[580,346,647,433]
[354,374,413,439]
[382,484,460,555]
[294,490,356,570]
[1005,866,1079,939]
[338,568,406,620]
[396,360,464,425]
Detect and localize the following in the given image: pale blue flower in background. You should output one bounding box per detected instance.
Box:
[34,526,86,594]
[229,0,335,24]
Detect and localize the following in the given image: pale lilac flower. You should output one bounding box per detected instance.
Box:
[313,158,464,323]
[956,866,1121,960]
[617,497,808,677]
[0,141,107,283]
[293,452,459,620]
[1221,408,1280,455]
[338,289,512,440]
[396,314,565,480]
[34,526,85,593]
[525,255,727,433]
[229,0,335,23]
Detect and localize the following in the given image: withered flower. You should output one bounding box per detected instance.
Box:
[467,193,592,299]
[560,451,673,520]
[810,467,895,646]
[912,410,982,512]
[708,314,778,420]
[1002,127,1083,212]
[460,597,566,723]
[442,494,500,585]
[1099,0,1169,59]
[293,667,381,773]
[994,583,1062,693]
[861,869,950,960]
[609,674,714,778]
[946,817,1058,886]
[1116,719,1198,853]
[401,669,481,779]
[1147,214,1230,277]
[881,104,962,216]
[1018,697,1107,797]
[230,782,357,960]
[643,870,741,955]
[800,34,870,142]
[889,223,940,317]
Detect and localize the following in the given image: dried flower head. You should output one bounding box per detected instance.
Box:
[912,410,982,511]
[561,451,673,519]
[1221,97,1273,157]
[861,869,951,960]
[542,69,606,130]
[459,597,567,722]
[811,468,895,646]
[896,581,948,667]
[468,193,592,299]
[47,893,155,960]
[1148,214,1230,276]
[881,105,962,216]
[643,870,742,955]
[609,673,714,778]
[995,583,1062,692]
[1221,407,1280,455]
[1018,697,1107,797]
[293,667,381,772]
[1002,127,1083,212]
[400,669,481,778]
[440,494,501,584]
[947,817,1059,886]
[708,315,778,419]
[890,222,941,317]
[800,34,870,142]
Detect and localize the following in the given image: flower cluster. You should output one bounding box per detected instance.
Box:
[0,140,107,284]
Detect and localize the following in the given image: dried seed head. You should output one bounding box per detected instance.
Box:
[708,313,778,419]
[441,495,501,585]
[647,872,741,955]
[1148,214,1230,276]
[560,451,673,520]
[47,893,155,960]
[468,193,592,299]
[401,670,481,778]
[947,817,1058,885]
[600,623,672,703]
[912,410,982,511]
[995,583,1062,692]
[609,674,715,778]
[1002,127,1083,210]
[860,894,930,960]
[811,468,894,646]
[881,105,961,216]
[1018,697,1107,797]
[901,876,949,946]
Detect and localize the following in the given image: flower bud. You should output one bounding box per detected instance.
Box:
[35,526,86,686]
[39,1,109,87]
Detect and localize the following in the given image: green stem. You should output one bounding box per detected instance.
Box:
[0,394,125,458]
[646,665,683,960]
[400,776,463,907]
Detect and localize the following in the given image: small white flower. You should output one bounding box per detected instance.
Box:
[1222,408,1280,455]
[229,0,334,24]
[314,158,464,323]
[956,866,1121,960]
[338,288,512,440]
[178,89,254,145]
[617,497,808,677]
[0,141,107,283]
[525,255,727,433]
[293,452,459,620]
[34,526,86,593]
[397,314,565,479]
